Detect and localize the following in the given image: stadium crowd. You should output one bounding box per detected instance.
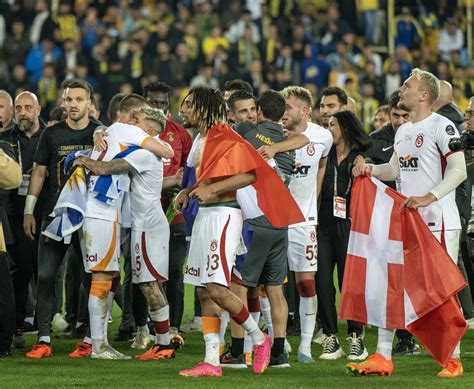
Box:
[0,0,473,380]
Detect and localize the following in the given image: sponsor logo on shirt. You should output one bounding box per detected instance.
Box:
[86,254,98,262]
[292,162,310,176]
[184,265,200,277]
[399,155,419,170]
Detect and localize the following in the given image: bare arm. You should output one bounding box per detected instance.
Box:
[27,164,47,198]
[142,138,174,160]
[259,133,310,159]
[317,157,328,199]
[24,164,48,239]
[162,167,184,189]
[74,157,133,175]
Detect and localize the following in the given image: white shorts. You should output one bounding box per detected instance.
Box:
[184,206,245,287]
[287,225,318,272]
[432,229,460,264]
[131,227,170,284]
[80,217,121,273]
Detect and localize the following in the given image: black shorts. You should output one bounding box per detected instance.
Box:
[240,224,288,287]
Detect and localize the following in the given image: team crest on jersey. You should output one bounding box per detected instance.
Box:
[210,240,218,251]
[307,143,315,156]
[310,230,316,242]
[415,133,424,148]
[167,132,175,142]
[135,243,140,254]
[445,125,455,136]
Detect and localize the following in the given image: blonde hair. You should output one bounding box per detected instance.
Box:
[410,68,440,104]
[281,86,313,108]
[140,107,166,130]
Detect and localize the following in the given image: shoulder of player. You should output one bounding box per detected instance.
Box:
[430,112,458,133]
[305,122,332,143]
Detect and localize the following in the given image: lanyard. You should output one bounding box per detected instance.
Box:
[333,164,352,198]
[17,140,23,171]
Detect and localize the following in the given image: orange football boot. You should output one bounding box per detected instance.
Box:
[135,344,176,360]
[346,353,394,376]
[25,343,52,359]
[69,342,92,358]
[437,358,463,378]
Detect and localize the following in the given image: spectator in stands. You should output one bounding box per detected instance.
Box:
[359,81,379,133]
[25,37,62,84]
[225,8,260,44]
[300,44,331,90]
[438,18,464,62]
[4,20,32,71]
[394,7,423,49]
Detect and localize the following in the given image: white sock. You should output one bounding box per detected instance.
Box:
[195,316,202,325]
[260,296,274,339]
[150,306,170,345]
[243,311,260,353]
[241,316,265,345]
[299,296,317,355]
[39,336,50,343]
[204,332,220,366]
[452,341,461,358]
[137,325,149,334]
[25,317,34,325]
[89,293,108,353]
[219,311,229,345]
[83,336,92,345]
[376,327,395,360]
[103,291,114,345]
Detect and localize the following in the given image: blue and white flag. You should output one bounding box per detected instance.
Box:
[42,166,88,243]
[89,146,140,205]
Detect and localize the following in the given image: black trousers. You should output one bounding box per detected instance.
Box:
[0,251,15,351]
[7,221,37,329]
[316,219,363,336]
[165,224,187,329]
[118,236,135,332]
[36,221,86,337]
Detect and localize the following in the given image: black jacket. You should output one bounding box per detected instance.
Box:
[437,103,465,135]
[365,124,396,189]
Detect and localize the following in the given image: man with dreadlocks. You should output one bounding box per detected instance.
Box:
[175,86,304,377]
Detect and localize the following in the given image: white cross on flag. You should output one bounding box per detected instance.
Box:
[339,176,468,366]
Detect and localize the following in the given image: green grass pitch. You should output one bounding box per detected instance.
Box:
[2,285,474,388]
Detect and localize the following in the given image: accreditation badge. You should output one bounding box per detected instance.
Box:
[333,196,347,219]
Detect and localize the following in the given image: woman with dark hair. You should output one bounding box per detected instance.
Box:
[316,110,371,361]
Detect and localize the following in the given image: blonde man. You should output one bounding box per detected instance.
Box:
[352,68,467,378]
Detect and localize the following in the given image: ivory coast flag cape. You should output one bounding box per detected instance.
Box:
[339,175,468,366]
[194,122,304,228]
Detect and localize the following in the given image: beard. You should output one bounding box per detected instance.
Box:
[18,118,36,132]
[68,109,87,122]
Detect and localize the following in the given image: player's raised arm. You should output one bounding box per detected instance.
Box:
[258,132,309,159]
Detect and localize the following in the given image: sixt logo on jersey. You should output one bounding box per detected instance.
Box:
[292,162,310,176]
[399,155,419,169]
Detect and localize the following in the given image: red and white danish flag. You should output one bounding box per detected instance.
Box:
[339,176,468,366]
